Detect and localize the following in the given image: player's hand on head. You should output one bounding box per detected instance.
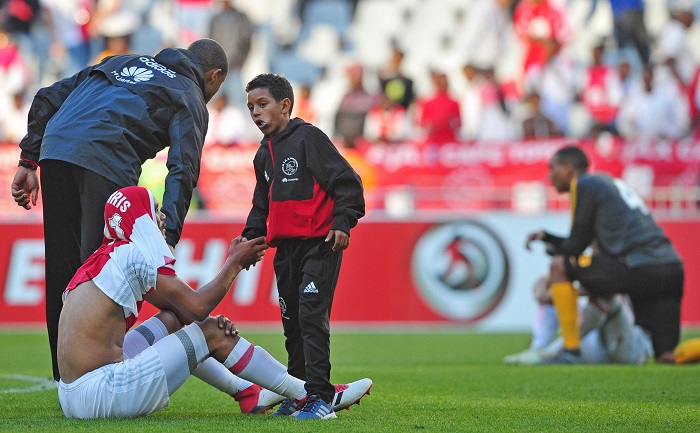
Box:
[229,236,268,269]
[325,229,349,252]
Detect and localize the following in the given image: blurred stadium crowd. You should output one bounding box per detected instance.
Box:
[1,0,700,149]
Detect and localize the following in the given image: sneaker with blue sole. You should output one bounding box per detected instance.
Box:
[258,377,373,415]
[295,394,337,420]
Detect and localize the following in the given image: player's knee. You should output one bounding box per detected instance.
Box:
[155,309,184,334]
[196,316,219,339]
[198,316,240,354]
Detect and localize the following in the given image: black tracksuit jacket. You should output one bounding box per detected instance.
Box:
[242,118,365,246]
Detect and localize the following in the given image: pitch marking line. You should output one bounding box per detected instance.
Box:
[0,375,57,393]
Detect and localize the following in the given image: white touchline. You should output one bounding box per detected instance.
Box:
[0,375,57,393]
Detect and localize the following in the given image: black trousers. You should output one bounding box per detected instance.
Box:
[565,253,684,357]
[273,237,341,404]
[40,160,121,380]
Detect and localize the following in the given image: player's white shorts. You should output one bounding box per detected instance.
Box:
[58,345,169,419]
[58,324,209,419]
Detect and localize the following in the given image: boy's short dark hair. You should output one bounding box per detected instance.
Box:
[245,73,295,112]
[554,145,589,173]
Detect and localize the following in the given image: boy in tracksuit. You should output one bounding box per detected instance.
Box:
[242,74,365,420]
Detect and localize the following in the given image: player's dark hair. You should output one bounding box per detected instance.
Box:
[246,73,295,113]
[554,145,589,173]
[187,38,228,74]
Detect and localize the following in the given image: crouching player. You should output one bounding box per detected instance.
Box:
[57,186,371,418]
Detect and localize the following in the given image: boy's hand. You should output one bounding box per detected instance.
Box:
[229,236,268,270]
[325,230,349,252]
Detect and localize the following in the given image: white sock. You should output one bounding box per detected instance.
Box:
[530,304,559,350]
[126,317,255,395]
[193,358,254,396]
[223,337,306,400]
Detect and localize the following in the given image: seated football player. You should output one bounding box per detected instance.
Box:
[57,186,372,418]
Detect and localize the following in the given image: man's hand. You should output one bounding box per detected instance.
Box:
[325,229,349,252]
[228,236,268,270]
[11,167,39,210]
[525,230,546,251]
[216,314,239,337]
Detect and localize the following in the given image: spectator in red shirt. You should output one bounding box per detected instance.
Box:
[580,40,623,137]
[513,0,571,75]
[416,69,461,145]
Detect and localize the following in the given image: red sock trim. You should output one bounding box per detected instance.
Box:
[229,345,255,374]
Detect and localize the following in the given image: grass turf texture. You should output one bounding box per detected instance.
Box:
[1,330,699,432]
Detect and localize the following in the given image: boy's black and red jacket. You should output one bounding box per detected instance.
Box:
[242,118,365,247]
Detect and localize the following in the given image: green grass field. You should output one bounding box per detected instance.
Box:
[1,329,699,432]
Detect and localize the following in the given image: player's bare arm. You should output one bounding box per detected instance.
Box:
[154,236,268,320]
[57,281,129,383]
[146,288,195,326]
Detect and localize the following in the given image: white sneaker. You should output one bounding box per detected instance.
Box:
[331,378,373,411]
[257,377,374,415]
[503,348,548,365]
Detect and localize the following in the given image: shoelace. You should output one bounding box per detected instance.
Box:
[300,396,323,413]
[276,399,298,413]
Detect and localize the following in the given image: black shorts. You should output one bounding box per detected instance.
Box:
[564,254,684,356]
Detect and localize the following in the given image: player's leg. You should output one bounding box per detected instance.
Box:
[531,303,560,349]
[554,253,635,363]
[40,160,83,381]
[294,238,341,419]
[548,255,581,361]
[504,275,560,365]
[199,317,307,401]
[579,330,608,364]
[508,292,594,365]
[145,317,301,400]
[580,295,616,336]
[629,262,684,363]
[531,276,559,350]
[124,312,279,413]
[602,298,653,364]
[273,240,306,380]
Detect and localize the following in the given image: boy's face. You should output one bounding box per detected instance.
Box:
[247,87,291,137]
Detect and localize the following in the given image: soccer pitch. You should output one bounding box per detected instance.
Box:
[1,329,699,432]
